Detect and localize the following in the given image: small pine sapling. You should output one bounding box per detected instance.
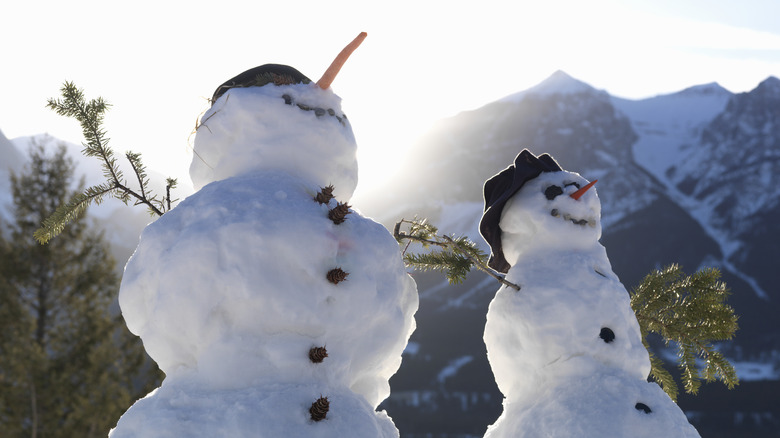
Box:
[34,82,178,244]
[630,264,739,401]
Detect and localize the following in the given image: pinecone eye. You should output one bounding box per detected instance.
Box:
[545,185,564,200]
[565,182,581,189]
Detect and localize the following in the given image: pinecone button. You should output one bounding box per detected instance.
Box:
[328,202,351,224]
[309,396,330,422]
[315,185,335,205]
[309,346,328,363]
[326,268,349,284]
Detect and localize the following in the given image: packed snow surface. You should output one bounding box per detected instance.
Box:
[190,82,358,201]
[483,168,699,437]
[112,83,417,437]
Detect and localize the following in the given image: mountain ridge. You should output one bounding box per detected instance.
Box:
[374,70,780,436]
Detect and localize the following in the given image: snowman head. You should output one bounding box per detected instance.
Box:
[480,150,601,272]
[190,34,367,200]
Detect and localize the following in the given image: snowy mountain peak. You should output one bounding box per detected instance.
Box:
[755,76,780,96]
[502,70,599,102]
[0,128,25,219]
[676,82,731,97]
[0,128,23,170]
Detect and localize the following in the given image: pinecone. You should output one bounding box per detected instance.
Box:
[326,268,349,284]
[315,185,335,204]
[328,202,351,224]
[309,346,329,363]
[309,396,330,422]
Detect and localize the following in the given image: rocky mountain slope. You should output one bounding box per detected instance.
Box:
[374,71,780,437]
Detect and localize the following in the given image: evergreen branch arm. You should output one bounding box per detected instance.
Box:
[33,184,114,244]
[394,218,520,291]
[37,82,177,242]
[631,264,739,399]
[47,83,121,185]
[440,235,518,290]
[126,152,149,201]
[165,178,178,212]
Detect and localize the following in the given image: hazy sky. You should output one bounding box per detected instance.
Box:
[2,0,779,200]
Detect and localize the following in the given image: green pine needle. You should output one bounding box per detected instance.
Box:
[36,82,179,243]
[34,183,114,244]
[404,250,474,285]
[394,217,520,290]
[631,264,739,400]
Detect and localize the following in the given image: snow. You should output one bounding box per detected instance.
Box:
[481,160,700,437]
[403,341,421,357]
[485,370,699,437]
[111,81,418,437]
[190,82,358,201]
[724,361,778,382]
[501,70,602,103]
[0,129,21,222]
[613,85,772,300]
[437,356,474,384]
[611,84,731,179]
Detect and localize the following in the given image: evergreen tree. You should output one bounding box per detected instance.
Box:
[0,138,161,438]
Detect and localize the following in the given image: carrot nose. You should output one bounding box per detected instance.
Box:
[570,179,597,200]
[317,32,367,90]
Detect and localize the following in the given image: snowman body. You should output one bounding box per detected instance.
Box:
[482,163,700,437]
[111,77,417,437]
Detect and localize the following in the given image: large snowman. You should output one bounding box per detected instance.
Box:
[110,33,418,437]
[479,150,700,437]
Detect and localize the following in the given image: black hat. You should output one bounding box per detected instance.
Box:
[479,149,562,273]
[211,64,312,104]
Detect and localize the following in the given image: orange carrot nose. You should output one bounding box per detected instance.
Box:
[317,32,367,90]
[570,179,597,200]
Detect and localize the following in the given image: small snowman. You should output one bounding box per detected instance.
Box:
[479,150,700,437]
[110,33,418,438]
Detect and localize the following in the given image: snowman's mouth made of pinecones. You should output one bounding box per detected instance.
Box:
[550,209,597,227]
[281,94,348,126]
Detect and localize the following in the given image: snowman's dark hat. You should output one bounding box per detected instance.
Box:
[210,64,312,105]
[479,149,562,273]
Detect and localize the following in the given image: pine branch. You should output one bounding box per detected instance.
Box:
[393,217,520,290]
[34,184,114,244]
[37,82,178,243]
[630,264,739,400]
[125,152,149,202]
[165,178,178,212]
[646,345,679,402]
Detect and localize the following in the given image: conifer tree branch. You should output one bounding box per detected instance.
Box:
[126,152,149,201]
[440,235,517,289]
[34,184,114,244]
[394,218,520,290]
[631,264,739,399]
[37,82,176,242]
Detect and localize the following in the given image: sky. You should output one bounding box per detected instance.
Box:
[2,0,779,203]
